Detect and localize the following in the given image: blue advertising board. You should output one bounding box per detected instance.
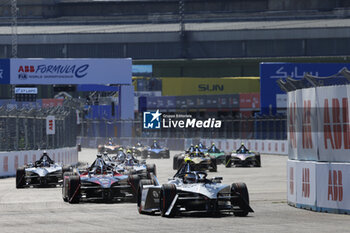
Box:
[260,63,350,114]
[0,59,10,84]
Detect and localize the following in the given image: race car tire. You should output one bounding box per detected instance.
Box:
[173,155,178,170]
[68,175,80,204]
[209,158,217,172]
[128,174,141,202]
[176,157,184,170]
[137,179,154,214]
[62,172,73,202]
[225,155,232,168]
[146,164,157,177]
[231,182,250,217]
[62,165,72,175]
[254,154,261,167]
[16,167,26,189]
[160,184,177,217]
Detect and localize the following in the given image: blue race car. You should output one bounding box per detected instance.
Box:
[141,140,170,159]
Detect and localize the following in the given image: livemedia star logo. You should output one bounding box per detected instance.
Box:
[143,109,222,129]
[143,110,162,129]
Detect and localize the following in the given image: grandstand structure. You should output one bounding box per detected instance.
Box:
[1,0,350,98]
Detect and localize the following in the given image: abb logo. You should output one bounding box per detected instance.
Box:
[24,154,28,164]
[226,142,229,150]
[302,168,310,198]
[262,142,264,151]
[48,120,54,130]
[289,102,297,148]
[324,98,350,149]
[275,143,278,152]
[302,100,313,149]
[328,170,343,202]
[268,143,271,152]
[282,142,285,152]
[18,65,35,73]
[255,142,258,151]
[289,167,294,195]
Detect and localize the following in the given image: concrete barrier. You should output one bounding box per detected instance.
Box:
[287,159,350,214]
[0,147,78,177]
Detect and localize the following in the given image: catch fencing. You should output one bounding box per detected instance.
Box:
[0,100,78,151]
[80,114,287,140]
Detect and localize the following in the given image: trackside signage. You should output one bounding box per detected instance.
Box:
[46,115,55,135]
[7,58,132,85]
[295,161,316,207]
[287,85,350,162]
[316,163,350,211]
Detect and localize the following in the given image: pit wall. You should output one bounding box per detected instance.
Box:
[77,136,288,155]
[287,84,350,214]
[0,147,78,177]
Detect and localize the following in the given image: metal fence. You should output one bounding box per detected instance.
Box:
[79,114,287,140]
[0,101,78,151]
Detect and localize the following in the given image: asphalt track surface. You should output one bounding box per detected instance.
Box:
[0,149,349,233]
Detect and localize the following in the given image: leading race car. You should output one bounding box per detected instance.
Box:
[62,154,141,203]
[141,140,170,159]
[225,143,261,167]
[137,159,254,217]
[16,151,71,188]
[173,146,217,172]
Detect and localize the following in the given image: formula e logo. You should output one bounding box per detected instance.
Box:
[143,110,162,129]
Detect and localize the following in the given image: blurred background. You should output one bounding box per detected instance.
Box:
[1,0,350,149]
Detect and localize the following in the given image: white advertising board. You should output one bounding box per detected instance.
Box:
[46,115,55,135]
[10,58,132,85]
[316,85,350,162]
[316,162,350,212]
[295,161,316,208]
[287,160,297,205]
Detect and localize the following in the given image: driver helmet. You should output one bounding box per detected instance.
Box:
[136,142,142,147]
[103,151,108,156]
[108,138,113,145]
[126,149,132,154]
[184,173,197,184]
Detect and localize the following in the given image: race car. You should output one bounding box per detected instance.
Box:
[141,140,170,159]
[97,138,122,154]
[225,143,261,167]
[206,143,226,164]
[16,151,71,188]
[173,147,217,172]
[114,150,157,179]
[128,142,147,157]
[198,142,208,153]
[137,159,254,217]
[62,154,141,203]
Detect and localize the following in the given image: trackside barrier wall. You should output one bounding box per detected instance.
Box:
[287,84,350,214]
[287,160,350,214]
[77,136,288,155]
[0,147,78,177]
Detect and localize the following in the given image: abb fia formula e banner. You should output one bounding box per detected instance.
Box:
[316,162,350,212]
[0,58,132,85]
[317,85,350,162]
[287,88,318,160]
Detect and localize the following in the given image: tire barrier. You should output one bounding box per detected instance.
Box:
[0,147,78,177]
